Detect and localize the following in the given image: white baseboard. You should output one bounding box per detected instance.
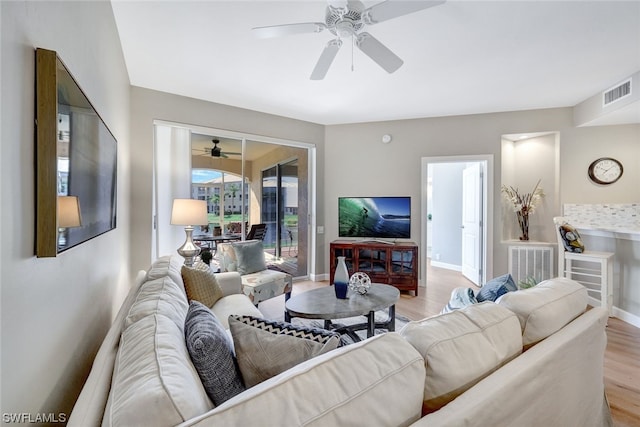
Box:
[430,261,462,272]
[311,273,329,282]
[587,296,640,328]
[612,306,640,328]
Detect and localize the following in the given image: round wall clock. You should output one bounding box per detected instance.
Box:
[587,157,623,185]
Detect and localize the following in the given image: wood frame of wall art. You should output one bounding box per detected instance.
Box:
[35,48,117,257]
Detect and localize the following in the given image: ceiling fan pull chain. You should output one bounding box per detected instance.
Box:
[351,35,355,72]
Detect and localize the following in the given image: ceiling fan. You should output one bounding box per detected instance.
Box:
[200,139,242,158]
[252,0,445,80]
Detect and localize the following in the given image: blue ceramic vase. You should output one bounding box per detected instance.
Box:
[334,256,349,299]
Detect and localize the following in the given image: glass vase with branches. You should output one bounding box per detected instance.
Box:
[501,179,544,241]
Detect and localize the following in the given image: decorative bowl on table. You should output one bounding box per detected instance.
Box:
[349,272,371,295]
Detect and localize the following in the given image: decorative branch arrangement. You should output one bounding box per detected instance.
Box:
[501,179,545,241]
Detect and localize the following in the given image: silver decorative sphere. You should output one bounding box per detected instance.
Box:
[349,272,371,295]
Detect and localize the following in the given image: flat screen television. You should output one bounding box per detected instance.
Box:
[338,197,411,239]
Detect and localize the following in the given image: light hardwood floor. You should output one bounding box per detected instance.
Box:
[260,263,640,427]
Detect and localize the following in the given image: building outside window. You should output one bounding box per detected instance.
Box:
[192,169,249,229]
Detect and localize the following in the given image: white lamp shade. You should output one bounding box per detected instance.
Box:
[58,196,82,228]
[171,199,208,226]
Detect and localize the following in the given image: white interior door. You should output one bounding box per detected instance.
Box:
[461,163,483,285]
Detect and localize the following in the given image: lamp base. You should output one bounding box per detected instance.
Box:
[177,226,201,267]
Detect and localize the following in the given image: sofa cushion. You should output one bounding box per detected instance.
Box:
[496,277,588,347]
[228,315,341,387]
[400,302,522,414]
[103,314,213,427]
[181,263,224,307]
[184,301,246,406]
[124,276,188,330]
[232,240,266,275]
[476,273,517,302]
[210,294,263,330]
[558,222,585,253]
[146,255,187,291]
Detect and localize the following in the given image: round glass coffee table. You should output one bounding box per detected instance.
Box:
[285,283,400,342]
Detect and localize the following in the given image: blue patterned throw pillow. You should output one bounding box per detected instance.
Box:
[184,301,245,405]
[476,274,517,302]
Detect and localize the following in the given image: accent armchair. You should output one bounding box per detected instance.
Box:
[217,240,292,306]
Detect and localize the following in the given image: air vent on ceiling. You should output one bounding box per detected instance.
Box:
[603,79,631,106]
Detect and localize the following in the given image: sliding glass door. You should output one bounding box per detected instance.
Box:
[154,121,312,279]
[261,159,301,276]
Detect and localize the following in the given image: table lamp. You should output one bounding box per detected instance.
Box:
[171,199,208,266]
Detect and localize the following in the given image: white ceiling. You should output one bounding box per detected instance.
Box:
[111,0,640,125]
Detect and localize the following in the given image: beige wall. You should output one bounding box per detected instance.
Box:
[129,87,325,276]
[1,0,131,419]
[560,124,640,204]
[502,133,559,243]
[324,109,640,285]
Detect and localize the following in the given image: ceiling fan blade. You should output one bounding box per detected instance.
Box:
[310,39,342,80]
[252,22,327,39]
[356,32,403,73]
[363,0,446,25]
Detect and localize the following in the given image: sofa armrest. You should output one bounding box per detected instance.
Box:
[215,272,242,297]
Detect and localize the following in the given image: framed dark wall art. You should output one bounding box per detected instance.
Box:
[35,48,117,257]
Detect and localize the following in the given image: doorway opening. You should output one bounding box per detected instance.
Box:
[421,155,494,292]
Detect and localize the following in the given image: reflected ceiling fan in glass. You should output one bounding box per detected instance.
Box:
[252,0,446,80]
[199,139,242,159]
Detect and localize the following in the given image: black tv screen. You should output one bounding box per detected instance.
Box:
[339,197,411,239]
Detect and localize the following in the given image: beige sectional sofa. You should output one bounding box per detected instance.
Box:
[68,255,612,426]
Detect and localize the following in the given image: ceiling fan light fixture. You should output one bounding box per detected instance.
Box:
[211,139,222,157]
[335,21,355,38]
